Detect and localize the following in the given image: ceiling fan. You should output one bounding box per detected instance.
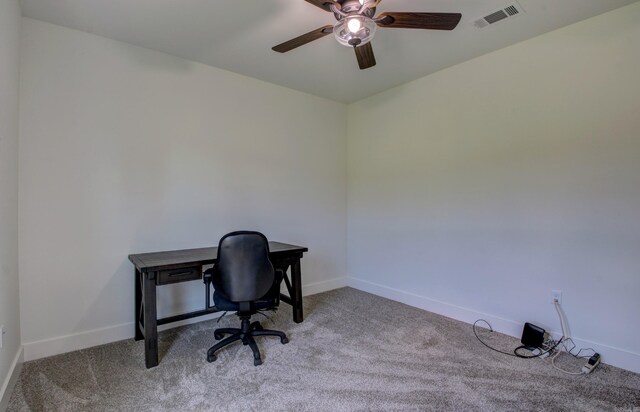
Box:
[272,0,462,70]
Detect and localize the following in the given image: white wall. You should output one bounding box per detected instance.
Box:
[19,18,347,360]
[0,0,22,407]
[16,3,640,374]
[348,3,640,372]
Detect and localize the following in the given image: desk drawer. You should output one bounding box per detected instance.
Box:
[158,266,202,285]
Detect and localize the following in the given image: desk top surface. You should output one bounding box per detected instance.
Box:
[128,241,308,271]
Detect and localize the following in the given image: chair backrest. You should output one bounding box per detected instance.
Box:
[215,231,275,303]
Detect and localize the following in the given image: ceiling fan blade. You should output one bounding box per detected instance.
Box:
[272,25,334,53]
[304,0,338,12]
[354,42,376,70]
[376,12,462,30]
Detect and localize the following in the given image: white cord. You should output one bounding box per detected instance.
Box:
[553,300,569,339]
[551,300,586,375]
[551,345,585,375]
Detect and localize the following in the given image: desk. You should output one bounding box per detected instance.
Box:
[128,242,308,368]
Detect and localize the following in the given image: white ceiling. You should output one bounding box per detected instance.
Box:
[20,0,639,103]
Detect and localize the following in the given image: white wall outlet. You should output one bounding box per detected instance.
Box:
[0,325,4,348]
[551,290,562,304]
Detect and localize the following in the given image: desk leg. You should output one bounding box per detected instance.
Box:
[134,269,143,341]
[291,259,304,323]
[143,271,158,368]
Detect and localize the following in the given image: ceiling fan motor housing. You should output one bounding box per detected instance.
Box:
[333,0,377,47]
[333,0,377,20]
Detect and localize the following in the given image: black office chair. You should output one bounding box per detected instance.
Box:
[203,231,288,366]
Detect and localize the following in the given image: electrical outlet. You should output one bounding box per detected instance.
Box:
[551,290,562,305]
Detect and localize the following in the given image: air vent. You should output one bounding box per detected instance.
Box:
[484,10,508,24]
[474,2,525,28]
[504,5,519,16]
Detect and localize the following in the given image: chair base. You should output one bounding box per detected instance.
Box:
[207,317,288,366]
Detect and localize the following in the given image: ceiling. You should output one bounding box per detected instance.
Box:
[20,0,639,103]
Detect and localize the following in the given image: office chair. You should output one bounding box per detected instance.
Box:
[203,231,289,366]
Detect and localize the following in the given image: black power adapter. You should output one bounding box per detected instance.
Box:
[582,353,601,374]
[521,322,545,350]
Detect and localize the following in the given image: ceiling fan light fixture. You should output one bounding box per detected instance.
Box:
[348,18,361,33]
[334,15,376,47]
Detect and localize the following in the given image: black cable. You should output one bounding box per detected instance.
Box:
[513,338,562,358]
[562,338,596,359]
[473,319,564,359]
[473,319,519,357]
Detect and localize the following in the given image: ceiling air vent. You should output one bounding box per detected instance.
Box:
[474,2,525,28]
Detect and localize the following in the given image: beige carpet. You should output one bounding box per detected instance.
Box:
[7,287,640,411]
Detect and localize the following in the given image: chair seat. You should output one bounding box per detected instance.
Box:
[213,291,275,312]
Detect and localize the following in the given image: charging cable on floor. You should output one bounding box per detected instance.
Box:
[473,299,600,374]
[548,300,600,375]
[473,319,562,359]
[473,319,520,357]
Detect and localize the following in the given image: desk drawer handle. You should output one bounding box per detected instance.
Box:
[168,271,194,277]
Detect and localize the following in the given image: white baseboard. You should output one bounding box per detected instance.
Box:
[22,312,231,363]
[347,276,640,374]
[0,346,23,411]
[302,276,348,296]
[22,277,348,362]
[347,277,523,336]
[23,322,132,362]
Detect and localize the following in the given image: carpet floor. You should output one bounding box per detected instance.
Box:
[7,287,640,411]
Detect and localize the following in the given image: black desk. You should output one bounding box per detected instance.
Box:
[128,242,308,368]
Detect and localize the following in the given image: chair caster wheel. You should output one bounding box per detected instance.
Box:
[207,354,217,363]
[255,325,264,331]
[254,358,263,366]
[281,337,289,344]
[214,333,223,340]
